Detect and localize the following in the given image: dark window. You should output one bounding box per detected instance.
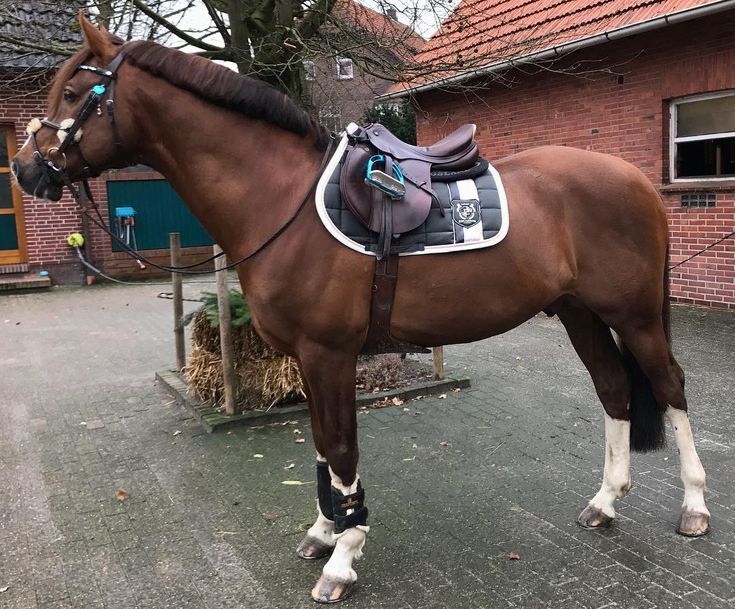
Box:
[672,93,735,179]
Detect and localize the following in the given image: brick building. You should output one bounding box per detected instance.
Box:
[304,0,424,131]
[383,0,735,309]
[0,4,213,288]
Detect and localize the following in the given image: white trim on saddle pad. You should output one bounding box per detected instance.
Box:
[314,132,510,257]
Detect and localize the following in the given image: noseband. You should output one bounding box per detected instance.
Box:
[29,50,127,186]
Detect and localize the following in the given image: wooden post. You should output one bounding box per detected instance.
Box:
[432,346,445,380]
[170,233,186,371]
[215,244,237,416]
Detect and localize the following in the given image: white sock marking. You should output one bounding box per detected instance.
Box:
[320,470,368,584]
[589,414,631,518]
[665,407,709,516]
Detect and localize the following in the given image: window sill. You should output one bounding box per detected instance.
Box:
[660,180,735,193]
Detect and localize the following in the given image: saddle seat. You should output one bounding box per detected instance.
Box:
[347,122,478,170]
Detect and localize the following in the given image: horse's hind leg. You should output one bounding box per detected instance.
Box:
[617,323,710,536]
[552,298,632,527]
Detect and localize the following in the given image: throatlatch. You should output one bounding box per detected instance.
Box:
[332,481,369,534]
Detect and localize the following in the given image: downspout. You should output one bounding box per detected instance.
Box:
[378,0,735,100]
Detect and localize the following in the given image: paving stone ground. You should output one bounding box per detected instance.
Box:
[1,281,733,609]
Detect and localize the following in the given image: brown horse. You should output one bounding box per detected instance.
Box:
[12,15,710,604]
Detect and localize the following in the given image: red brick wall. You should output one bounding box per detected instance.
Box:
[415,13,735,309]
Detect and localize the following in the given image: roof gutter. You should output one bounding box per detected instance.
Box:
[378,0,735,100]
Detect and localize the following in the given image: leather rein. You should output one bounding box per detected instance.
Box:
[30,48,335,275]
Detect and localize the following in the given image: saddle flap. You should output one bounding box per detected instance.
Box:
[340,145,432,235]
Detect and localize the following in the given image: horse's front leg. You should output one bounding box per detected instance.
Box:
[298,347,367,603]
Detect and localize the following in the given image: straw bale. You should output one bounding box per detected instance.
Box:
[186,310,304,410]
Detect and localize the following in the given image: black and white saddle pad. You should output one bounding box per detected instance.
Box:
[315,133,509,256]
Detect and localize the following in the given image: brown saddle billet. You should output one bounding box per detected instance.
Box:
[340,123,481,260]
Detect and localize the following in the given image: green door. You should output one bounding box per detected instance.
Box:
[106,179,214,251]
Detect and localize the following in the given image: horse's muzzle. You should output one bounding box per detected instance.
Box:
[11,157,64,201]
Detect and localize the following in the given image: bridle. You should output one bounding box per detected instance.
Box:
[27,47,335,274]
[29,51,127,193]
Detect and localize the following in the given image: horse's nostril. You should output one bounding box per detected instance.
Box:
[11,159,20,179]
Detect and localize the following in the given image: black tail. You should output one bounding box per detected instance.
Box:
[620,342,666,452]
[619,245,671,453]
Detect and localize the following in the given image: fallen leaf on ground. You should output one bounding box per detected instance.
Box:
[438,394,447,399]
[253,454,264,459]
[284,463,295,469]
[79,421,87,426]
[281,480,308,485]
[439,441,449,447]
[115,489,129,502]
[293,428,302,435]
[403,407,410,412]
[509,552,520,560]
[262,512,279,521]
[172,430,182,436]
[0,586,9,593]
[403,456,416,461]
[453,388,461,392]
[371,398,391,408]
[392,397,404,406]
[294,438,305,444]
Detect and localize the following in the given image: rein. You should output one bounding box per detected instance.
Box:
[30,47,336,274]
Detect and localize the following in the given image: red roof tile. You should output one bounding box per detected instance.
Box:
[384,0,733,96]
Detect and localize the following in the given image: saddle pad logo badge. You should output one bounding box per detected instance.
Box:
[451,199,481,228]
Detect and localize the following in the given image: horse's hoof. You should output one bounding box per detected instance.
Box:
[311,575,355,604]
[677,511,710,537]
[577,504,613,529]
[297,536,334,560]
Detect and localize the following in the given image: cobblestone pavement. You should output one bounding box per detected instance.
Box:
[1,282,733,609]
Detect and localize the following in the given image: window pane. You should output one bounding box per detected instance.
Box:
[676,137,735,178]
[0,173,13,208]
[0,214,18,250]
[0,134,8,167]
[677,95,735,137]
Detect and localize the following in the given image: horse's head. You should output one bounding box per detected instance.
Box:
[12,13,128,201]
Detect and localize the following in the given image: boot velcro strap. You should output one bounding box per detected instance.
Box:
[316,461,333,520]
[332,482,368,534]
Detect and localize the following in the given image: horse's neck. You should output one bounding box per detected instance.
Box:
[127,86,321,258]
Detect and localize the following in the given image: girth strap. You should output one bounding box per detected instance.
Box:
[361,256,428,355]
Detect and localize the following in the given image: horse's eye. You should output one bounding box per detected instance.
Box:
[63,90,77,103]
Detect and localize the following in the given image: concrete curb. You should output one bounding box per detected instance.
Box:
[155,366,471,433]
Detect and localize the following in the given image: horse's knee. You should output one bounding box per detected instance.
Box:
[326,443,358,486]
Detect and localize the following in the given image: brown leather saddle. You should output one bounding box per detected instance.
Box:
[340,123,482,260]
[338,123,485,355]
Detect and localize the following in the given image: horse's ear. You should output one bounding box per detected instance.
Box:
[79,11,116,62]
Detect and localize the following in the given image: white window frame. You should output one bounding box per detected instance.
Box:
[336,56,354,80]
[303,60,315,82]
[669,89,735,183]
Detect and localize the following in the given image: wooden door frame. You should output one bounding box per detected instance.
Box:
[0,124,28,265]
